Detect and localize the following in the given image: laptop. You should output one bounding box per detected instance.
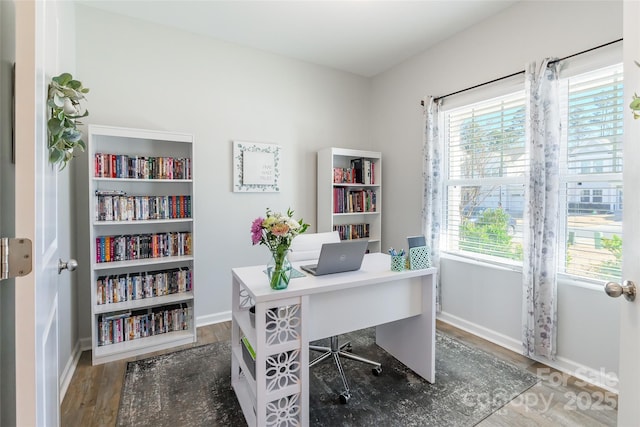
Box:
[300,240,369,276]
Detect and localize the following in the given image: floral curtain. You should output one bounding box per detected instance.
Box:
[423,96,443,311]
[522,59,561,359]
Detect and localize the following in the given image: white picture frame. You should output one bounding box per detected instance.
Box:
[233,141,281,192]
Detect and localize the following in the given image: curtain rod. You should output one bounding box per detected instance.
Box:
[421,38,623,106]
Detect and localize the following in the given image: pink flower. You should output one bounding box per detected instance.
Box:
[251,217,264,245]
[271,223,290,237]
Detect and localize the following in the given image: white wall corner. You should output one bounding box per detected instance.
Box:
[197,311,232,328]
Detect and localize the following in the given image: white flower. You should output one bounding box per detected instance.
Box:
[63,98,79,115]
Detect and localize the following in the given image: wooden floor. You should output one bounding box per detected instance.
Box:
[61,320,617,426]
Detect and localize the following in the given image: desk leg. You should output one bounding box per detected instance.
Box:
[375,273,436,383]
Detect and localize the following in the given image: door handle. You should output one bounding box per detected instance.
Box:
[604,280,636,302]
[58,258,78,275]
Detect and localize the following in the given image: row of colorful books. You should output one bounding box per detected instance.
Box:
[333,167,359,184]
[94,153,192,180]
[95,232,192,263]
[97,304,192,346]
[333,223,370,240]
[96,267,192,305]
[332,158,376,185]
[95,192,192,222]
[352,158,375,185]
[333,188,377,213]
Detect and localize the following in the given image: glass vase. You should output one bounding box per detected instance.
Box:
[266,252,292,290]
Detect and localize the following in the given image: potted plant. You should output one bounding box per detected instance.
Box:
[47,72,89,170]
[250,208,309,290]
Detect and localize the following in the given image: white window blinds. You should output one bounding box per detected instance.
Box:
[443,92,526,263]
[440,61,624,282]
[560,63,624,281]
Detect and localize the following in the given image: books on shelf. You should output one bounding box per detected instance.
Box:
[333,223,370,240]
[94,153,192,180]
[95,192,192,221]
[95,232,192,263]
[332,188,377,213]
[97,303,192,346]
[332,157,376,185]
[96,267,192,305]
[89,125,196,364]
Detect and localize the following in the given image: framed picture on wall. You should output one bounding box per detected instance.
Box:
[233,141,281,192]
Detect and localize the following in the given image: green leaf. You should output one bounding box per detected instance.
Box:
[52,73,72,86]
[76,139,87,151]
[47,117,63,134]
[53,93,65,108]
[49,147,64,164]
[67,80,82,90]
[62,129,82,143]
[60,87,82,100]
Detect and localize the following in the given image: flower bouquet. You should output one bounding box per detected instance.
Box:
[251,208,309,289]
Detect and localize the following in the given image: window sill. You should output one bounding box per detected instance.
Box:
[440,252,608,292]
[440,252,522,273]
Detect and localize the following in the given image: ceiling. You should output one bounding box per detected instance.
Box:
[78,0,520,77]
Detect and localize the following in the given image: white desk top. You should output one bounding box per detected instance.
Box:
[232,252,437,303]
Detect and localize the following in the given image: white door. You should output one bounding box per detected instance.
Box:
[14,0,61,425]
[615,2,640,425]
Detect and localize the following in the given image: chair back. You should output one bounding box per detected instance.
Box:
[288,231,340,262]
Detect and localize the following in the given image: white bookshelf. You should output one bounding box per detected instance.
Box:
[87,124,196,365]
[317,147,382,253]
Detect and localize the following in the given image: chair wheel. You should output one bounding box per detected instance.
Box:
[339,392,351,404]
[372,366,382,376]
[345,343,353,352]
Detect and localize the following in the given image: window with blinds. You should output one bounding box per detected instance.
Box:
[441,62,624,281]
[443,92,526,263]
[560,63,624,281]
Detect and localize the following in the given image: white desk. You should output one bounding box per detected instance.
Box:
[231,252,437,427]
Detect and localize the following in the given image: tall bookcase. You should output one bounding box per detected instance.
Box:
[88,124,196,365]
[317,147,381,253]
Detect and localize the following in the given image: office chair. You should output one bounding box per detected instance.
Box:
[289,231,382,404]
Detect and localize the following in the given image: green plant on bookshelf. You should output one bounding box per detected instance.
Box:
[47,72,89,170]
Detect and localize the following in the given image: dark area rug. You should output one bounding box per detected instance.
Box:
[117,328,538,427]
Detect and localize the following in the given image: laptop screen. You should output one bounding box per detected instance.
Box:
[300,240,368,276]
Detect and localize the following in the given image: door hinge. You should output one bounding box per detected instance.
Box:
[0,238,33,281]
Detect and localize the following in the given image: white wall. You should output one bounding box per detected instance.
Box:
[370,0,623,389]
[73,5,371,339]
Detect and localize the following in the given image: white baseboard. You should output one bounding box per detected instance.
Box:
[59,340,83,404]
[437,311,619,394]
[79,336,92,352]
[437,311,522,353]
[196,310,232,327]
